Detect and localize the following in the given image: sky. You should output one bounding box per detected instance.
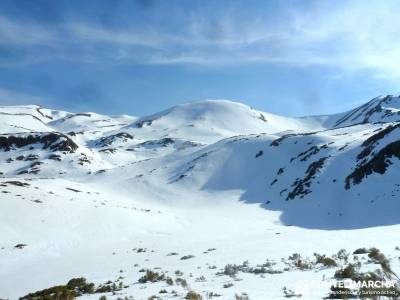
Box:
[0,0,399,117]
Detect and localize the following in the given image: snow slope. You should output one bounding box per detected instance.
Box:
[126,100,324,143]
[324,95,400,128]
[1,97,400,300]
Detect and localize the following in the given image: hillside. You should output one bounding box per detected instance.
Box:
[1,97,400,300]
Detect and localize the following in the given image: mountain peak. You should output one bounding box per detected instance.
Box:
[332,94,400,127]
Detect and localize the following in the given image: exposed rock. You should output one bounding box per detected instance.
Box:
[0,132,78,153]
[286,157,328,200]
[96,132,133,147]
[255,150,263,158]
[14,243,27,249]
[48,154,62,161]
[2,181,30,187]
[138,137,175,148]
[357,123,400,160]
[345,140,400,189]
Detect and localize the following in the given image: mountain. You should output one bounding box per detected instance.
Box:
[127,100,323,143]
[162,122,400,229]
[328,95,400,127]
[1,96,400,300]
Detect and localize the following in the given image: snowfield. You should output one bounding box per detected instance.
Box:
[1,97,400,300]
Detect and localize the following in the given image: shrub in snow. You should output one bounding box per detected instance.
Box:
[185,291,202,300]
[334,263,360,280]
[175,278,188,288]
[138,270,165,283]
[334,249,349,263]
[353,247,369,254]
[235,293,250,300]
[287,253,312,270]
[223,264,239,277]
[66,277,95,294]
[19,277,95,300]
[165,277,174,285]
[367,248,395,278]
[180,254,195,260]
[313,253,337,267]
[282,286,301,298]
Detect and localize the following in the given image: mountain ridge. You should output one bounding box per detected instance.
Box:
[2,95,400,299]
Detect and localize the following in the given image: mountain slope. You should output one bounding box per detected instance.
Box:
[147,121,400,229]
[2,98,400,226]
[1,96,400,300]
[127,100,325,143]
[323,95,400,128]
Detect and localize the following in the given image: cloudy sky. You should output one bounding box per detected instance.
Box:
[0,0,399,116]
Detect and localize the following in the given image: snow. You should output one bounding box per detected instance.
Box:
[1,97,400,299]
[126,100,324,144]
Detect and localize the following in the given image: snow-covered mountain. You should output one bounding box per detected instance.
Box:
[127,100,323,143]
[2,96,400,300]
[326,95,400,127]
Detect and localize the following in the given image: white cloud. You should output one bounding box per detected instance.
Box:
[0,16,55,46]
[66,22,166,48]
[2,0,400,82]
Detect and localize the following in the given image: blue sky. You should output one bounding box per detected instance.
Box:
[0,0,399,117]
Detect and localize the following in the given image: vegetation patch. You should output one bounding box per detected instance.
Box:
[19,277,95,300]
[138,270,165,283]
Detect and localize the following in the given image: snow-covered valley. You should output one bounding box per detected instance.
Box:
[2,96,400,300]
